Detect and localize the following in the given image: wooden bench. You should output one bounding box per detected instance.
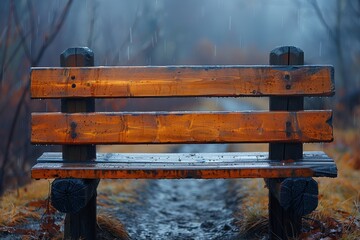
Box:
[30,46,337,240]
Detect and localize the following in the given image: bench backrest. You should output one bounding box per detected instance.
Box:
[30,47,334,158]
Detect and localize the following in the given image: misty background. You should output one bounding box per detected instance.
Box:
[0,0,359,193]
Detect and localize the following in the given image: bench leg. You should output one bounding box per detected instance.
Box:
[268,188,301,240]
[64,192,97,240]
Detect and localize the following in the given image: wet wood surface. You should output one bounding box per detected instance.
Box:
[30,65,334,98]
[31,110,333,144]
[58,47,97,240]
[268,46,306,238]
[31,151,337,179]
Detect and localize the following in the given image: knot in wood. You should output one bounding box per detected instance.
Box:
[70,121,77,139]
[286,121,292,137]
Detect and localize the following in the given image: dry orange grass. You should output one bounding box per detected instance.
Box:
[235,129,360,239]
[0,178,143,239]
[97,214,130,240]
[0,180,61,238]
[0,180,51,227]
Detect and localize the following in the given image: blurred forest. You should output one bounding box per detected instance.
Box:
[1,0,360,194]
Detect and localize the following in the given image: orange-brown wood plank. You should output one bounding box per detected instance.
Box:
[31,151,337,179]
[30,65,334,98]
[31,111,333,144]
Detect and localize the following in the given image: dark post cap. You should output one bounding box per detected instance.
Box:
[60,47,94,67]
[270,46,304,65]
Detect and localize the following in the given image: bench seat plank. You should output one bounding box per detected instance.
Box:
[31,151,337,179]
[31,111,333,144]
[30,65,334,98]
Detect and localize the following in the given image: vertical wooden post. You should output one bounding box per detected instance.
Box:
[60,47,97,240]
[268,46,304,239]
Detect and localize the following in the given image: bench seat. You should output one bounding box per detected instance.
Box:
[32,151,337,179]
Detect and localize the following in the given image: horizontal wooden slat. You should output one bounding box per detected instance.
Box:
[31,151,337,179]
[30,65,334,98]
[31,111,333,144]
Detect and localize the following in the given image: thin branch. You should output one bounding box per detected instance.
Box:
[1,30,31,77]
[2,0,72,93]
[0,3,13,84]
[111,3,142,64]
[310,0,348,91]
[0,78,29,194]
[119,4,141,50]
[335,0,342,42]
[0,30,31,114]
[333,0,348,91]
[310,0,336,41]
[33,0,73,64]
[27,0,36,55]
[0,0,72,113]
[87,1,97,48]
[346,1,360,33]
[349,0,360,17]
[0,0,74,194]
[12,1,32,62]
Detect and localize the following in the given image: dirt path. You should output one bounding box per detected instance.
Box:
[115,144,240,240]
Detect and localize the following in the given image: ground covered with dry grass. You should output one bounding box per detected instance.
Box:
[0,179,144,239]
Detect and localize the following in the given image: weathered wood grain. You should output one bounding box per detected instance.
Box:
[58,47,97,240]
[268,46,305,239]
[31,111,333,144]
[30,65,334,98]
[51,178,99,213]
[31,151,337,179]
